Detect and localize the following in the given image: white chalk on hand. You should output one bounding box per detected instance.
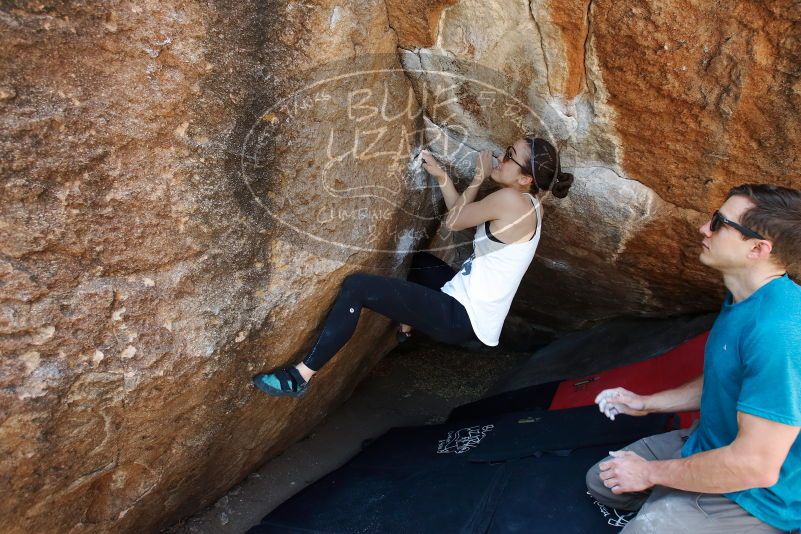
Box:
[410,147,425,172]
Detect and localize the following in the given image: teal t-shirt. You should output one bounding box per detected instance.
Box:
[681,274,801,531]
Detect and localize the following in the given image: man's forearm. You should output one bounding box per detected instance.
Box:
[648,445,775,493]
[645,375,703,413]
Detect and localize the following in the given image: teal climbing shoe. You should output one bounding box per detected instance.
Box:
[253,366,309,398]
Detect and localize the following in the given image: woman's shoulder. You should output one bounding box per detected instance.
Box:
[486,188,534,211]
[487,187,528,203]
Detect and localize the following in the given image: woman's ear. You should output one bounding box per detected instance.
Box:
[519,174,533,187]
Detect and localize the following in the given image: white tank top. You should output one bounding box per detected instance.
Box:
[441,193,542,346]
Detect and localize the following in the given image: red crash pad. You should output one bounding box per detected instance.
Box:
[549,332,708,428]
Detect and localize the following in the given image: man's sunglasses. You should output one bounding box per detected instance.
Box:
[710,211,765,240]
[503,146,530,175]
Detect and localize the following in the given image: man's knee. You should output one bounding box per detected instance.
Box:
[585,460,611,503]
[586,456,649,512]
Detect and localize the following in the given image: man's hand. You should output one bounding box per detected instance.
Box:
[599,450,654,494]
[595,387,649,420]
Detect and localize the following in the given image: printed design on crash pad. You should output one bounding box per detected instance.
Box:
[587,492,636,528]
[437,424,494,455]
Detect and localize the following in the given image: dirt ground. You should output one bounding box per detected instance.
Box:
[164,338,530,534]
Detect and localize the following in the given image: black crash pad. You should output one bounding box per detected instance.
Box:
[249,407,669,534]
[467,406,669,463]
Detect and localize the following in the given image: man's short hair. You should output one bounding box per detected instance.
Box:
[727,184,801,268]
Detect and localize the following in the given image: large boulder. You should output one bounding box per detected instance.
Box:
[1,1,430,532]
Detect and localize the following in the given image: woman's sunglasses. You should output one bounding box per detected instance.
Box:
[503,146,531,175]
[710,211,765,240]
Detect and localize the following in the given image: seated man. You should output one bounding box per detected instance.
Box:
[586,184,801,533]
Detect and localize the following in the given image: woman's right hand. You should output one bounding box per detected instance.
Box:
[595,387,650,420]
[476,149,493,181]
[420,150,447,185]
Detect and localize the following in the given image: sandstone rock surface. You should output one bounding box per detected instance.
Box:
[399,0,801,329]
[2,1,429,532]
[2,0,800,532]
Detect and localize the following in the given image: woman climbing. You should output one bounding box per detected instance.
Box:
[253,137,574,397]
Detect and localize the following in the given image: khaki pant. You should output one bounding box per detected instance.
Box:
[585,428,785,533]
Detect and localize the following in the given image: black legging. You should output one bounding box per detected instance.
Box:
[302,252,476,371]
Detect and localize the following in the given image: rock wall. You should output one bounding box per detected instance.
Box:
[1,0,799,532]
[1,1,429,532]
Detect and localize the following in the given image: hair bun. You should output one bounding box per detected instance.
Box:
[552,172,574,199]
